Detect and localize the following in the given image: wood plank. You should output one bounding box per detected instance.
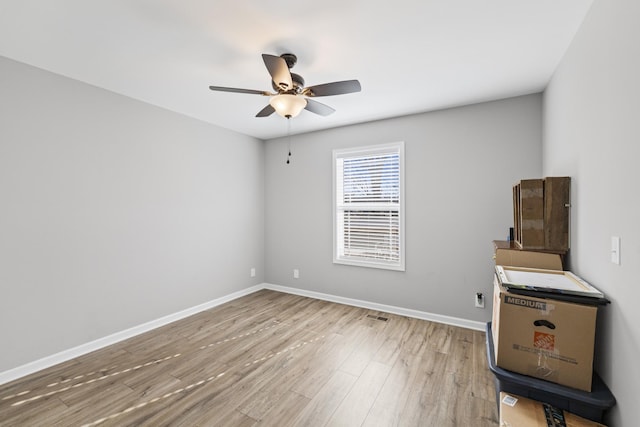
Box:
[254,390,310,427]
[289,333,352,399]
[289,370,358,426]
[339,317,389,376]
[326,360,392,426]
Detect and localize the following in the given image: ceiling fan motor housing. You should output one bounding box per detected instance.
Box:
[273,72,305,94]
[280,53,297,69]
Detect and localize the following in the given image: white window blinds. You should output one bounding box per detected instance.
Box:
[333,142,405,271]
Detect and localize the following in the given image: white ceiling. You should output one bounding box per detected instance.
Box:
[0,1,594,140]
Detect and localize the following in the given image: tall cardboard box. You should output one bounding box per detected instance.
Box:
[492,277,597,391]
[513,176,570,251]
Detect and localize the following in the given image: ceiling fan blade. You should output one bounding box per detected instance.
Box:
[262,54,293,91]
[209,86,272,96]
[256,104,275,117]
[304,80,361,97]
[304,99,335,116]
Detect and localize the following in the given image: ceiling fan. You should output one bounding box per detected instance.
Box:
[209,53,361,119]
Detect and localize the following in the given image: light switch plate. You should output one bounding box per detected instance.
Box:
[611,236,621,265]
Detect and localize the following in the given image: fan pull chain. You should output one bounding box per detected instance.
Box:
[286,117,292,164]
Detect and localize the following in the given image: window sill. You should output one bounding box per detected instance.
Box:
[333,258,405,272]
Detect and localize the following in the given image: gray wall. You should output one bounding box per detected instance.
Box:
[543,0,640,425]
[0,56,265,373]
[265,95,542,322]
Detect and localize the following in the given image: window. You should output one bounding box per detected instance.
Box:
[333,142,405,271]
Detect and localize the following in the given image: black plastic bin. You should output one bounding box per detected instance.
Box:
[486,322,615,423]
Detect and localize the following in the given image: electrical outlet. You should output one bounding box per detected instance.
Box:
[475,292,485,308]
[250,268,256,278]
[293,269,299,279]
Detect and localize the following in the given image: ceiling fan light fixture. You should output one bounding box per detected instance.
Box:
[209,53,360,119]
[269,94,307,118]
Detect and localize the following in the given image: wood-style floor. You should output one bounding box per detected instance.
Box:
[0,290,498,426]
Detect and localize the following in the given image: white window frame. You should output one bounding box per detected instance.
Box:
[333,141,405,271]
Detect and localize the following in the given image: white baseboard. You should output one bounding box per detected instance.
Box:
[263,283,486,332]
[0,284,264,386]
[1,282,485,386]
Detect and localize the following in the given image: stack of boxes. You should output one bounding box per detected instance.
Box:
[488,177,615,426]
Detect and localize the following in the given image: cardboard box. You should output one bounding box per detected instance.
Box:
[492,277,597,391]
[499,392,607,426]
[487,324,616,423]
[513,177,571,251]
[494,240,564,270]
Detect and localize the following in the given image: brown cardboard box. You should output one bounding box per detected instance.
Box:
[513,177,571,251]
[499,392,607,426]
[493,240,564,270]
[492,277,597,391]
